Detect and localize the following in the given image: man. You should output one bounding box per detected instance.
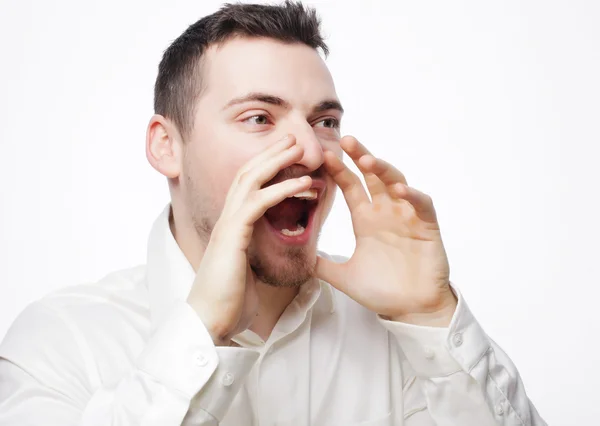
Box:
[0,1,546,425]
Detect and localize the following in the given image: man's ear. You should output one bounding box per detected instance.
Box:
[145,114,184,179]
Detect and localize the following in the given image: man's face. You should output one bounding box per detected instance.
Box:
[181,37,342,287]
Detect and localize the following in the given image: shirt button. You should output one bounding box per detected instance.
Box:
[452,332,463,347]
[221,372,235,387]
[423,347,435,360]
[194,352,209,367]
[495,404,504,416]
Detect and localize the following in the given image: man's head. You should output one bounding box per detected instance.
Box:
[146,1,343,288]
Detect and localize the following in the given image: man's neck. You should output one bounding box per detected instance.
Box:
[250,282,299,342]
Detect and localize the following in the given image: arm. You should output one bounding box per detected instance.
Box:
[313,136,546,424]
[0,301,258,425]
[380,286,546,426]
[0,135,307,425]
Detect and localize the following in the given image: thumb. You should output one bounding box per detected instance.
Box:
[315,255,347,293]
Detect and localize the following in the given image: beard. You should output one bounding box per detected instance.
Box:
[248,242,316,288]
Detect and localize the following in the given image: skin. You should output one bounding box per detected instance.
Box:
[146,36,457,344]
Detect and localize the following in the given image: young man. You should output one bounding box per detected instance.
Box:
[0,2,546,425]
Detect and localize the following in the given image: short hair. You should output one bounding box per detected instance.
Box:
[153,1,329,139]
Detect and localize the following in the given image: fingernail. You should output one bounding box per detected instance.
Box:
[280,134,289,142]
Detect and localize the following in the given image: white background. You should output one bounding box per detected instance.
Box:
[1,0,598,424]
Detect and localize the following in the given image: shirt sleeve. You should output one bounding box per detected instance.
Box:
[0,300,259,425]
[378,285,547,426]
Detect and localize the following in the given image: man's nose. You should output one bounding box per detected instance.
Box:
[291,126,325,172]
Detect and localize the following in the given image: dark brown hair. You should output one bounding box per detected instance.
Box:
[153,1,329,139]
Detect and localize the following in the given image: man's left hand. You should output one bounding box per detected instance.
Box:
[316,136,457,327]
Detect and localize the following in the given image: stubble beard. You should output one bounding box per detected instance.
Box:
[248,242,316,288]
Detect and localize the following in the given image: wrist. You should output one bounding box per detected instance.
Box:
[203,317,236,346]
[388,289,457,327]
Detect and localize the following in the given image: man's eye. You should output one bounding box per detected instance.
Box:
[244,115,270,125]
[315,118,340,129]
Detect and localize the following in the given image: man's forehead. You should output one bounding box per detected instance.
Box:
[201,37,338,106]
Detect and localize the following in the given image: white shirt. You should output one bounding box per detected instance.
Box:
[0,205,546,425]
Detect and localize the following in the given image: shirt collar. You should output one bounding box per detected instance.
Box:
[146,203,336,333]
[146,204,196,332]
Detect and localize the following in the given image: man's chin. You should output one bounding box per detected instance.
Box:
[248,244,317,288]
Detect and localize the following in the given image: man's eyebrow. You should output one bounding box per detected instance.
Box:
[224,92,344,115]
[312,100,344,115]
[224,92,291,110]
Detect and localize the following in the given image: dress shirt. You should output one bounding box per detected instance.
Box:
[0,204,546,425]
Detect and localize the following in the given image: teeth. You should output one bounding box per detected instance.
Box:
[292,189,317,200]
[280,225,306,236]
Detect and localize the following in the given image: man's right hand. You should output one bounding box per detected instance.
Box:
[186,135,311,345]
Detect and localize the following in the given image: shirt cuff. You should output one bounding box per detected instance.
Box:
[378,284,491,378]
[136,301,258,402]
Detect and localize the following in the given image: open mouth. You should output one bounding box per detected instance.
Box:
[264,188,320,239]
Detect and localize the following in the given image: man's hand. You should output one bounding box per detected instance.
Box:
[316,136,457,327]
[186,135,312,345]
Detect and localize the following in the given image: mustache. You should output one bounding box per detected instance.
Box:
[264,165,326,187]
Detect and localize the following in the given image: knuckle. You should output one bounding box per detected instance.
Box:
[238,170,251,185]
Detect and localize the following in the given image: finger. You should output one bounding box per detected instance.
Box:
[341,136,408,185]
[323,150,370,210]
[340,136,407,199]
[225,144,304,211]
[241,143,305,190]
[359,155,408,187]
[391,183,438,223]
[315,255,348,293]
[363,171,388,201]
[236,134,296,177]
[241,176,312,224]
[339,135,372,164]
